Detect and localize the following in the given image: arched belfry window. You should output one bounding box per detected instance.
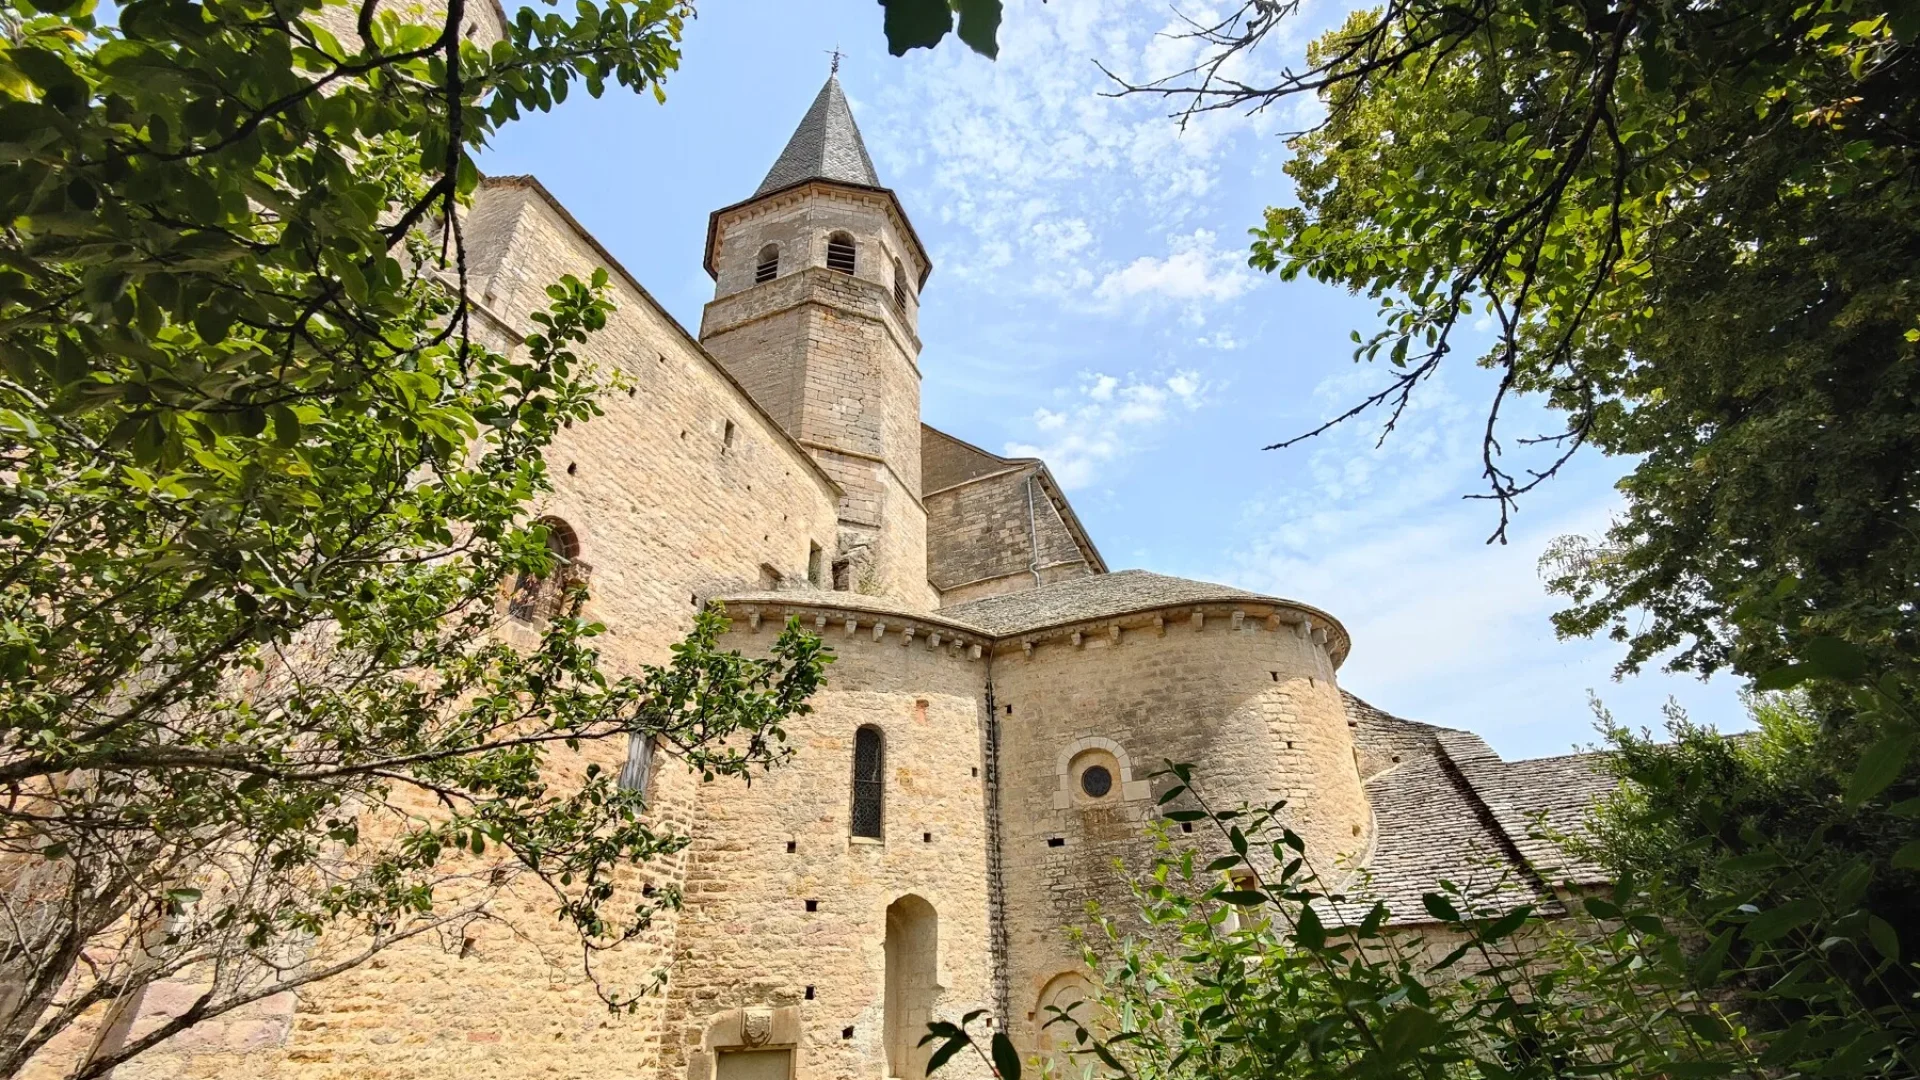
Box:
[508,517,585,623]
[892,257,909,310]
[826,232,857,276]
[851,725,884,839]
[754,244,779,284]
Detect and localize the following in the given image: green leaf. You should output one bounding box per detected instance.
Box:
[925,1035,969,1075]
[1800,636,1869,681]
[1693,927,1736,985]
[1377,1006,1441,1058]
[880,0,953,56]
[1869,915,1901,962]
[1421,893,1461,923]
[1845,733,1913,807]
[1892,840,1920,869]
[1477,905,1533,943]
[1743,897,1822,943]
[954,0,1003,58]
[1582,896,1620,920]
[1218,890,1267,907]
[1293,902,1325,948]
[989,1031,1021,1080]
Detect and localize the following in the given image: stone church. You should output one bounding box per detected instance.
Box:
[94,39,1613,1080]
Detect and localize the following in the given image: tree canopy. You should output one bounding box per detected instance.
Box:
[1091,0,1919,677]
[0,0,827,1075]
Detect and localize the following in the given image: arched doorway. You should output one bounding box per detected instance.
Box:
[883,895,938,1080]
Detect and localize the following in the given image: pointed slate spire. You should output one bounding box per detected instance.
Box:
[755,75,882,196]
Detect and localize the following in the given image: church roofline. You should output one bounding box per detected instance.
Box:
[703,177,933,289]
[476,174,844,501]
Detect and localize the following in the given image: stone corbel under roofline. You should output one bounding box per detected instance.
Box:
[717,595,1350,667]
[991,599,1351,668]
[717,596,994,661]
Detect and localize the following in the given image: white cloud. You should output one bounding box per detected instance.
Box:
[1094,229,1256,313]
[1005,369,1208,488]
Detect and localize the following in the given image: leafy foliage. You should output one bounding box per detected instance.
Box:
[1587,650,1920,1073]
[0,0,830,1075]
[1107,0,1920,677]
[878,0,1005,58]
[926,743,1920,1080]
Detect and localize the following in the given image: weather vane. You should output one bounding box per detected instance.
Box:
[827,45,843,75]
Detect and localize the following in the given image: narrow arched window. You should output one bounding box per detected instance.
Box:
[826,232,856,276]
[851,726,884,839]
[892,257,909,310]
[755,244,779,284]
[618,733,654,796]
[508,517,583,623]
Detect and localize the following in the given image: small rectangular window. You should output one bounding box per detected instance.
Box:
[808,543,823,586]
[618,733,653,796]
[723,419,735,449]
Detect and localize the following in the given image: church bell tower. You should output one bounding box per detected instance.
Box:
[699,74,936,609]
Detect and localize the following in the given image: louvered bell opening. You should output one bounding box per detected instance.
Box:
[755,246,779,284]
[826,236,856,275]
[851,726,884,838]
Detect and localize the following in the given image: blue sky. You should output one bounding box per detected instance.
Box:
[480,0,1749,760]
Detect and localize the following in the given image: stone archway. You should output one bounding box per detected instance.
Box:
[883,895,939,1080]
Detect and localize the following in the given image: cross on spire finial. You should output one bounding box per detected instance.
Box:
[827,45,843,75]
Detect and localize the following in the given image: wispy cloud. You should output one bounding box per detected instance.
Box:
[864,0,1298,307]
[1094,229,1257,318]
[1216,367,1742,758]
[1006,369,1209,488]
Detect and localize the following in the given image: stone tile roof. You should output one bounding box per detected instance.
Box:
[1335,695,1616,924]
[1339,750,1547,925]
[756,75,882,196]
[1441,740,1616,888]
[1346,691,1460,781]
[937,569,1323,638]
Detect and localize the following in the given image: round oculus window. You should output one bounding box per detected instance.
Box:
[1079,764,1114,798]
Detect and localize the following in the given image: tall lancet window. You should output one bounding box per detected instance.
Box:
[754,244,779,283]
[851,725,885,839]
[826,232,856,275]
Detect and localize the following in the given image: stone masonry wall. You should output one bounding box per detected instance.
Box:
[659,602,996,1080]
[88,177,845,1080]
[921,427,1010,492]
[987,606,1368,1053]
[925,468,1094,605]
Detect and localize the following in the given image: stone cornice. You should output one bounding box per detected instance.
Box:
[715,593,1349,666]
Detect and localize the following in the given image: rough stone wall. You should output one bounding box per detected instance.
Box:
[986,608,1368,1051]
[701,189,934,609]
[925,468,1095,606]
[922,427,1011,491]
[84,177,845,1080]
[659,605,996,1080]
